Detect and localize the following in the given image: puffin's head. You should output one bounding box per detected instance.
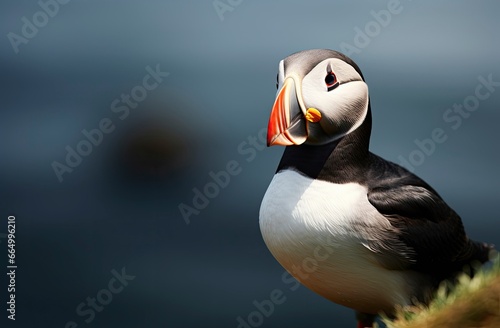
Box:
[267,49,369,146]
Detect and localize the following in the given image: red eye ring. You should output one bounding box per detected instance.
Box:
[325,71,338,91]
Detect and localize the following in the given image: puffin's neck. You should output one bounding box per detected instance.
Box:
[276,106,372,184]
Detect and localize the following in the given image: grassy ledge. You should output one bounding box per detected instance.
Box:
[383,255,500,328]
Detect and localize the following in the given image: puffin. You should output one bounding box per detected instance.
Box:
[259,49,494,328]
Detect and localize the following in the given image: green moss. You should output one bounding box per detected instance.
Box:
[384,255,500,328]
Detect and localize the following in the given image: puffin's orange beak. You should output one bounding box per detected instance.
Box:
[267,78,307,146]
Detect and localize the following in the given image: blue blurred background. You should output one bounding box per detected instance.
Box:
[1,1,499,327]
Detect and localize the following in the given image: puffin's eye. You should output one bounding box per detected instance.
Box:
[276,74,279,89]
[325,72,338,91]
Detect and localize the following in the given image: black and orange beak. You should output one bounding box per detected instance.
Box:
[267,78,308,146]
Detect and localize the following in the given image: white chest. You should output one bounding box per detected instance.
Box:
[259,170,412,313]
[259,169,375,243]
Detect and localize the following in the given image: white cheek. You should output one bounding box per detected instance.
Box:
[303,81,368,117]
[332,82,369,117]
[297,58,370,143]
[302,81,369,138]
[341,82,369,126]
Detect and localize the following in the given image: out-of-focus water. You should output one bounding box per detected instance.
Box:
[1,1,499,327]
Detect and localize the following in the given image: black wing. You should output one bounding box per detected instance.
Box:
[366,154,491,277]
